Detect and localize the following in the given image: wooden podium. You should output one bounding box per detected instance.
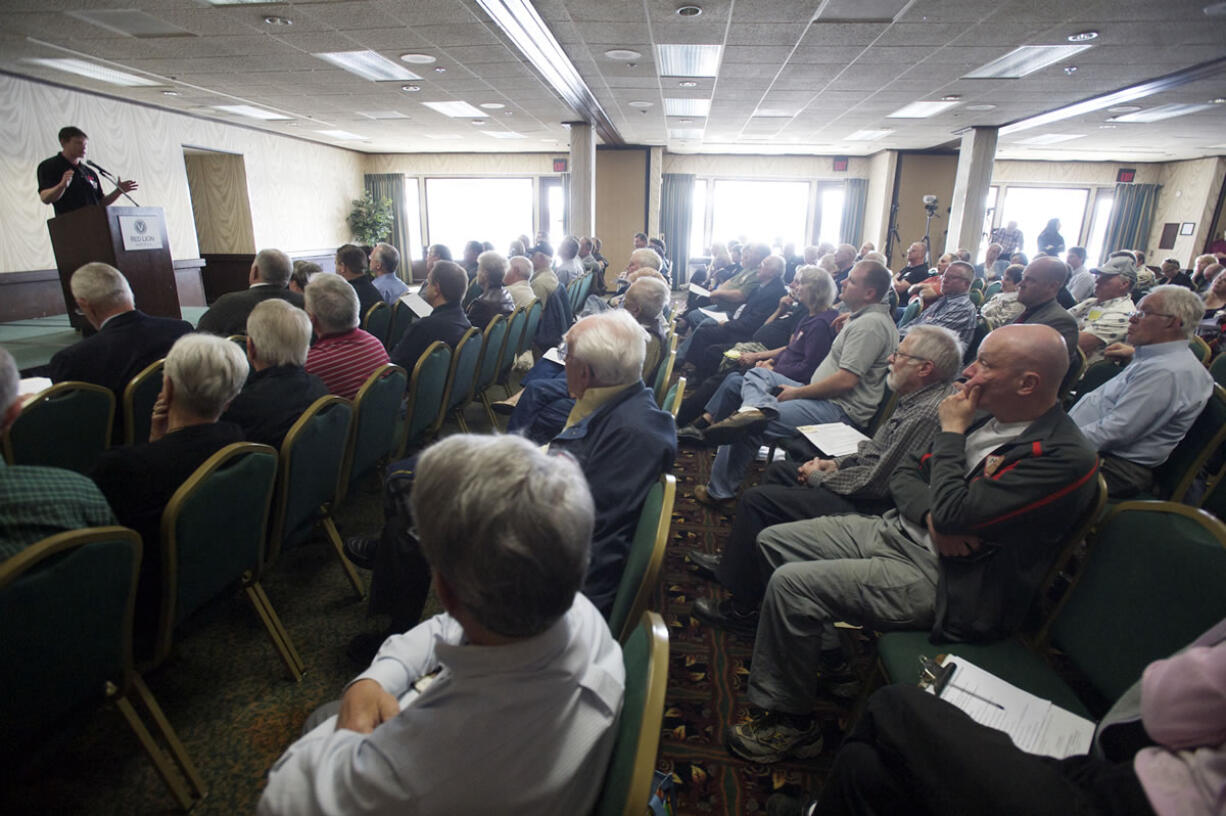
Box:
[47,206,181,331]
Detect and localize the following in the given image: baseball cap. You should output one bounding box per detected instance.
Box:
[528,241,554,258]
[1091,255,1137,284]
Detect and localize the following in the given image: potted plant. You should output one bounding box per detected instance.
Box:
[348,190,394,245]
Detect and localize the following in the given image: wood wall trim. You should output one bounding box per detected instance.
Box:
[1,258,207,321]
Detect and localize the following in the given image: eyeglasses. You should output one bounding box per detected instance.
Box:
[890,350,930,364]
[1132,309,1177,322]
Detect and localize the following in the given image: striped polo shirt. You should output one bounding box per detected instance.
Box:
[305,328,389,400]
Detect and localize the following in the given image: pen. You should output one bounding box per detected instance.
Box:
[940,663,1005,710]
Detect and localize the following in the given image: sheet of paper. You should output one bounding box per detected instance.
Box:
[18,377,52,400]
[399,291,433,318]
[795,423,869,457]
[689,282,711,297]
[698,307,730,324]
[1031,702,1096,759]
[543,346,566,366]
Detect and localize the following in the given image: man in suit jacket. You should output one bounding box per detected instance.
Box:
[336,243,383,320]
[221,299,326,449]
[389,261,472,371]
[47,262,193,419]
[197,249,303,337]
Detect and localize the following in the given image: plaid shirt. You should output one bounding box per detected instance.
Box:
[0,462,117,560]
[810,380,952,499]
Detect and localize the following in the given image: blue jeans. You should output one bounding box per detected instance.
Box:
[506,375,572,444]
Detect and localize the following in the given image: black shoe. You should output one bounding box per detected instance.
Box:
[490,399,516,415]
[691,597,759,638]
[818,660,861,700]
[343,535,379,570]
[346,631,388,666]
[686,550,723,583]
[702,409,770,446]
[676,425,707,445]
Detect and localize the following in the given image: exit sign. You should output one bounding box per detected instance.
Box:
[553,158,568,173]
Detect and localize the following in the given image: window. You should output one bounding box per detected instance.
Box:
[977,186,999,264]
[541,177,565,246]
[997,187,1090,259]
[816,184,846,246]
[709,179,809,251]
[1086,192,1115,266]
[403,177,422,263]
[424,177,533,255]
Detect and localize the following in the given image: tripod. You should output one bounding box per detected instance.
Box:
[921,207,939,264]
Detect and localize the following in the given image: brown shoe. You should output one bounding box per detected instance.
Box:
[701,409,769,445]
[693,484,735,510]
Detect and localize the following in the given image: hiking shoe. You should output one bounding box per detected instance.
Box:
[691,597,759,638]
[725,709,824,764]
[693,485,736,510]
[343,535,379,570]
[818,661,861,700]
[702,409,769,445]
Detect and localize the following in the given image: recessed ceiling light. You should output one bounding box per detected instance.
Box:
[940,95,961,101]
[214,104,292,121]
[357,110,409,120]
[1067,30,1098,42]
[162,90,181,96]
[1108,103,1216,122]
[471,119,485,126]
[504,110,513,116]
[669,128,705,139]
[479,102,506,109]
[401,85,421,93]
[664,98,710,116]
[1107,105,1142,113]
[753,108,795,117]
[400,53,436,64]
[483,131,526,139]
[1212,97,1226,104]
[679,118,693,124]
[1064,65,1078,75]
[316,129,368,141]
[677,5,703,16]
[434,66,446,73]
[679,80,698,88]
[965,103,997,111]
[656,44,722,77]
[25,57,160,87]
[315,50,421,82]
[887,99,960,118]
[1015,133,1086,145]
[604,49,642,61]
[263,15,292,26]
[845,129,893,141]
[963,45,1093,79]
[1099,124,1117,129]
[422,100,489,118]
[628,100,653,108]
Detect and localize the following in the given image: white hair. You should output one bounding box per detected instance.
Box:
[506,255,532,283]
[163,333,248,418]
[411,434,593,637]
[254,248,292,287]
[70,263,133,310]
[1148,284,1204,340]
[863,251,887,266]
[903,325,964,382]
[629,247,663,271]
[477,250,508,287]
[624,276,670,321]
[304,272,359,333]
[567,310,647,387]
[246,299,312,367]
[761,255,785,277]
[793,265,835,311]
[816,253,840,274]
[372,242,400,275]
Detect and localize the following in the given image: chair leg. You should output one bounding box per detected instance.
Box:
[112,679,206,811]
[322,514,367,599]
[129,673,208,800]
[480,392,499,429]
[244,581,306,681]
[455,410,470,433]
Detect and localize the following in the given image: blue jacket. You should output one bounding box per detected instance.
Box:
[550,381,677,616]
[534,284,574,350]
[389,301,472,371]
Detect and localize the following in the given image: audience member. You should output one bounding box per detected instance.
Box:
[680,255,788,378]
[425,244,451,277]
[993,220,1024,257]
[259,434,623,815]
[503,256,536,310]
[198,249,301,336]
[0,346,115,560]
[900,260,978,346]
[460,241,482,281]
[554,236,583,287]
[221,299,327,449]
[1070,255,1137,363]
[464,251,514,329]
[694,261,897,505]
[979,263,1026,328]
[335,243,382,319]
[1014,255,1081,380]
[633,231,648,250]
[721,324,1097,763]
[1065,246,1093,301]
[1192,253,1218,292]
[528,241,559,302]
[974,242,1006,280]
[1069,285,1212,497]
[1037,218,1065,256]
[388,261,472,373]
[303,272,389,400]
[1158,257,1196,290]
[892,241,930,296]
[289,260,321,294]
[688,326,962,636]
[578,237,599,276]
[369,242,408,305]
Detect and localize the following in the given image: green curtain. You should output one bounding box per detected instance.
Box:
[363,174,409,276]
[1101,183,1161,265]
[661,173,694,289]
[840,178,869,247]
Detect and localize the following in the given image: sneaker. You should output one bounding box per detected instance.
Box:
[342,535,379,570]
[691,597,759,638]
[692,485,736,510]
[702,409,769,446]
[725,709,824,764]
[685,550,722,583]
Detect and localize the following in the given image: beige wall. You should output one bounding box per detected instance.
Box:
[862,150,897,251]
[183,151,255,254]
[1147,157,1225,265]
[362,152,562,175]
[991,160,1162,186]
[888,153,959,269]
[662,152,871,179]
[595,148,649,282]
[1,74,364,275]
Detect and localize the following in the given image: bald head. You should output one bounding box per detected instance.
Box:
[965,324,1068,420]
[1016,256,1069,308]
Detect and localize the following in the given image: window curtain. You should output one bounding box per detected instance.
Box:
[661,173,695,288]
[1102,183,1161,263]
[840,178,868,247]
[364,173,409,277]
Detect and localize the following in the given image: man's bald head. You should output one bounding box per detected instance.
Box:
[1016,256,1069,308]
[964,324,1068,420]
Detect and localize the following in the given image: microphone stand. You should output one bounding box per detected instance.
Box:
[87,161,140,206]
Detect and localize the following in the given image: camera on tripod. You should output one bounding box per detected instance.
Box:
[922,194,939,216]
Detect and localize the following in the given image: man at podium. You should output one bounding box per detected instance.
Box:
[37,126,138,215]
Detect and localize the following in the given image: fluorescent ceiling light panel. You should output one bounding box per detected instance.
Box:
[656,44,722,77]
[422,100,488,118]
[887,99,960,118]
[67,9,193,38]
[1107,103,1215,122]
[357,111,409,120]
[25,58,161,87]
[422,133,458,140]
[314,50,421,82]
[316,129,368,141]
[213,104,292,120]
[753,108,795,117]
[846,129,893,141]
[482,131,526,139]
[663,98,710,116]
[1015,133,1086,145]
[669,128,705,139]
[963,45,1093,79]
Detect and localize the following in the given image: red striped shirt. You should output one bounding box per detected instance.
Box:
[305,328,389,400]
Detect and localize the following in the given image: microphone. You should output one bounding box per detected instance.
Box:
[85,159,114,178]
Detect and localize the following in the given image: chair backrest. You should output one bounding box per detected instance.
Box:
[1048,501,1226,704]
[1028,473,1109,644]
[1067,359,1125,407]
[2,381,114,473]
[865,384,899,436]
[1210,352,1226,388]
[984,280,1002,299]
[472,313,509,395]
[608,475,677,643]
[968,288,984,309]
[666,376,686,418]
[963,317,989,365]
[651,334,679,407]
[0,526,141,748]
[495,305,528,385]
[970,277,985,292]
[1189,334,1212,365]
[156,442,278,664]
[1057,347,1088,402]
[362,301,391,344]
[343,364,408,497]
[519,299,543,356]
[385,299,415,351]
[1152,383,1226,502]
[594,611,670,816]
[436,327,482,427]
[401,341,452,455]
[897,298,922,328]
[268,396,353,562]
[123,358,164,446]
